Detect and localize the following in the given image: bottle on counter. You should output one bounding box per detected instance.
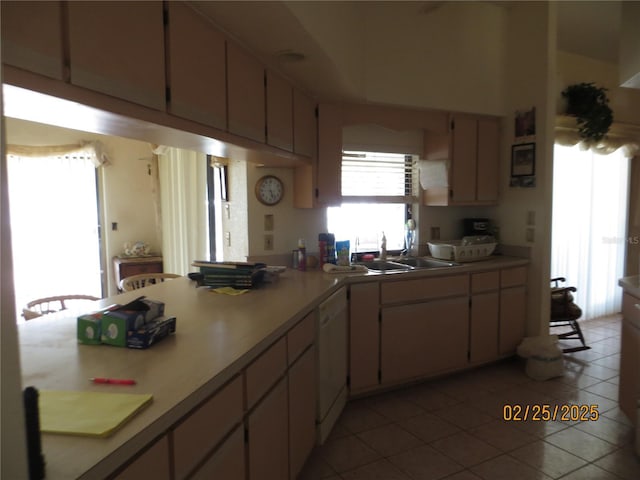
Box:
[326,233,336,264]
[297,238,307,271]
[318,233,328,267]
[380,232,387,261]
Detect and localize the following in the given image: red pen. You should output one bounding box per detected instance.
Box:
[89,377,136,386]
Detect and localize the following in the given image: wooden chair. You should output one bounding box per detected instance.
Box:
[550,277,590,353]
[119,273,180,292]
[22,294,100,320]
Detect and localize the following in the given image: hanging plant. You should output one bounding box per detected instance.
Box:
[561,82,613,142]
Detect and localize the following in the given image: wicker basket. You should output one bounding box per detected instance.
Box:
[428,240,497,262]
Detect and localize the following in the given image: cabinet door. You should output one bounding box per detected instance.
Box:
[288,346,316,480]
[167,2,226,129]
[1,1,64,79]
[293,89,316,158]
[191,426,245,480]
[266,70,294,151]
[450,115,478,204]
[499,286,526,355]
[476,118,499,203]
[381,297,468,385]
[227,42,266,143]
[470,292,499,363]
[349,282,380,393]
[172,376,243,480]
[619,319,640,424]
[114,435,170,480]
[316,103,342,206]
[248,377,289,480]
[67,1,165,110]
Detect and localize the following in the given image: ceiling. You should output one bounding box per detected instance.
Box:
[189,1,624,103]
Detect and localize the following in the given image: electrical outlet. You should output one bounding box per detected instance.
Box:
[225,204,231,219]
[264,214,274,231]
[264,234,274,251]
[225,232,231,246]
[525,227,535,243]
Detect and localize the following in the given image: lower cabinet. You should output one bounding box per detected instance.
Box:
[247,377,289,480]
[499,286,527,355]
[191,427,245,480]
[114,435,171,480]
[288,346,317,479]
[470,271,500,364]
[349,282,380,393]
[619,293,640,424]
[381,296,468,385]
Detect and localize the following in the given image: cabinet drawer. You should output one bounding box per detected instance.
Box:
[172,376,243,480]
[381,274,468,304]
[501,267,527,288]
[115,435,170,480]
[122,263,163,276]
[190,426,245,480]
[472,271,499,293]
[623,292,640,328]
[287,311,315,365]
[246,337,287,408]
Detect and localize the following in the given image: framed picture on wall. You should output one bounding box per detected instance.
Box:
[511,143,536,177]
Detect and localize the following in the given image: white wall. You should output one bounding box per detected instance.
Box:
[494,2,557,337]
[5,118,160,295]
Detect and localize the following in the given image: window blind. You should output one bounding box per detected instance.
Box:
[341,151,414,201]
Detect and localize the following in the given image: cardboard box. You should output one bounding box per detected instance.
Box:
[77,305,119,345]
[101,298,166,347]
[127,316,177,349]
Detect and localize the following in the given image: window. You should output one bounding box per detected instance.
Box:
[327,151,416,255]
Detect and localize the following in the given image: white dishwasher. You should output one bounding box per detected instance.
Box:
[316,286,348,444]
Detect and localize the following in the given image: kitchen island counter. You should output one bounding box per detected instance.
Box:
[19,255,528,479]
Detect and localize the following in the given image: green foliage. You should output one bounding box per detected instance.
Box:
[561,83,613,142]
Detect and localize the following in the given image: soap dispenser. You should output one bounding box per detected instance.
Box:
[380,232,387,261]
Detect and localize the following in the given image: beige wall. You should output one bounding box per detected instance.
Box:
[5,118,160,295]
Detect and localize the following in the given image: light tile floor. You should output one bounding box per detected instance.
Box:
[300,314,640,479]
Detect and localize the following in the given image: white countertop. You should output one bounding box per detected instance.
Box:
[19,256,528,479]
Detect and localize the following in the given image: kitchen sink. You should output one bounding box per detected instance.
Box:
[392,257,460,268]
[355,261,413,272]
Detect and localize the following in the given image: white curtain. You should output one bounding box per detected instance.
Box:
[551,143,630,320]
[7,153,102,319]
[157,148,209,275]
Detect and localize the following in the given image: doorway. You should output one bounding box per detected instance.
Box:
[7,152,103,321]
[551,143,630,320]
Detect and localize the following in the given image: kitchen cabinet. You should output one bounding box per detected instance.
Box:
[619,292,640,424]
[470,271,500,364]
[381,296,469,385]
[316,103,343,206]
[288,346,316,479]
[266,70,294,151]
[499,267,528,355]
[190,426,245,480]
[67,1,165,110]
[423,114,500,206]
[172,376,243,480]
[1,1,65,80]
[293,89,317,158]
[227,42,266,143]
[114,435,170,480]
[247,377,289,480]
[166,2,226,130]
[349,282,381,393]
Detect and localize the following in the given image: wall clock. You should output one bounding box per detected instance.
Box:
[255,175,284,206]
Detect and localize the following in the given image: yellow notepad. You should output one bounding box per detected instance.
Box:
[39,390,153,438]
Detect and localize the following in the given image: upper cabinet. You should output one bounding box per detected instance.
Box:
[266,70,294,151]
[166,2,226,130]
[316,104,343,206]
[293,90,317,158]
[1,1,65,80]
[423,114,500,206]
[67,1,166,110]
[227,42,266,143]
